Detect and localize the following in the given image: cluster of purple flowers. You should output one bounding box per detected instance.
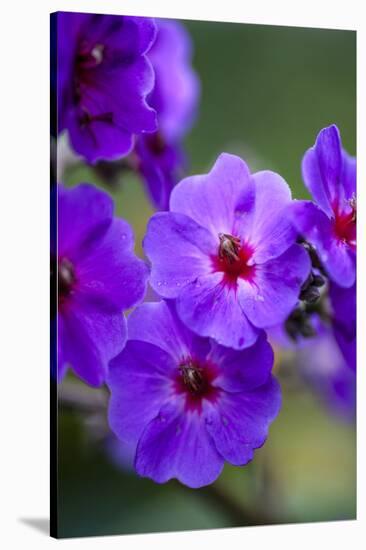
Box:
[268,125,356,417]
[54,12,356,489]
[289,125,356,416]
[56,13,199,209]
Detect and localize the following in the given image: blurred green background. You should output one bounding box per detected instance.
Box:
[59,19,356,538]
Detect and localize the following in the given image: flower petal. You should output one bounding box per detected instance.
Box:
[112,57,157,132]
[291,200,355,287]
[239,244,311,328]
[67,109,135,165]
[108,341,176,445]
[128,300,210,363]
[136,134,185,210]
[57,14,157,60]
[177,272,260,349]
[135,401,224,488]
[170,153,251,236]
[329,283,356,371]
[73,218,149,311]
[341,150,356,201]
[301,125,343,216]
[61,14,158,163]
[210,332,274,393]
[144,211,216,298]
[149,19,200,141]
[60,300,127,386]
[298,322,355,418]
[205,377,281,466]
[109,16,157,56]
[235,170,297,264]
[57,183,113,257]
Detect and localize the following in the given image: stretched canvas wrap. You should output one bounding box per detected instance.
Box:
[50,11,356,539]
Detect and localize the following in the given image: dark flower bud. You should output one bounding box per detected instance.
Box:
[312,273,325,287]
[300,286,320,304]
[301,272,314,291]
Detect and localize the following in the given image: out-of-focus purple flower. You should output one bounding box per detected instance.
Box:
[291,125,356,288]
[134,19,200,210]
[329,282,356,371]
[134,134,186,210]
[54,183,149,386]
[148,19,200,141]
[107,300,280,488]
[57,12,157,164]
[297,316,356,419]
[143,153,310,350]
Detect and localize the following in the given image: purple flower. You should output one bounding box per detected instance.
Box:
[143,153,311,350]
[134,19,200,210]
[297,316,356,419]
[291,125,356,287]
[57,12,157,164]
[54,183,148,386]
[329,282,356,371]
[147,19,200,141]
[134,134,186,210]
[107,300,280,488]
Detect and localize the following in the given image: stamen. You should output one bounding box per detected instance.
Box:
[58,258,75,299]
[91,44,104,65]
[174,357,219,411]
[349,195,357,223]
[218,233,241,263]
[180,361,205,394]
[213,234,255,285]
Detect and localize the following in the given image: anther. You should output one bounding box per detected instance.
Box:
[218,233,241,263]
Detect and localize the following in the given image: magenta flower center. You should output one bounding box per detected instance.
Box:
[333,198,356,249]
[212,233,255,286]
[58,258,75,304]
[174,357,219,411]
